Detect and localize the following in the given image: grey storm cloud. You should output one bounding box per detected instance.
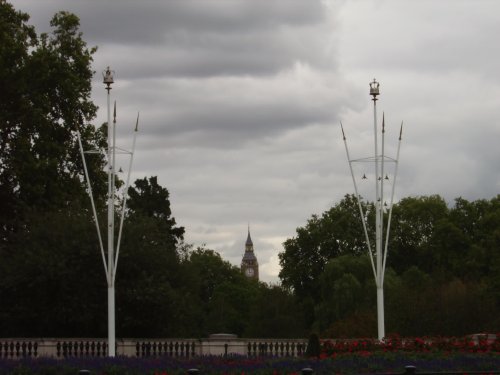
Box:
[22,0,332,79]
[101,27,333,79]
[104,63,359,150]
[74,0,326,43]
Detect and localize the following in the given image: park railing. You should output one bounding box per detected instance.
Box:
[0,337,308,359]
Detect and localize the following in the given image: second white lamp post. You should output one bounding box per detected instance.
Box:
[341,79,403,340]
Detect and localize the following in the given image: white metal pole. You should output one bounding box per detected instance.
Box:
[114,113,139,283]
[104,67,116,357]
[380,114,386,264]
[344,80,402,342]
[109,102,116,357]
[377,110,385,341]
[382,123,403,279]
[341,124,377,278]
[370,79,385,341]
[76,130,108,276]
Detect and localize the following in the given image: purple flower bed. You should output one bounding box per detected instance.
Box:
[0,352,499,374]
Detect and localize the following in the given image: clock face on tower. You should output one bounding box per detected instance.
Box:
[245,268,254,277]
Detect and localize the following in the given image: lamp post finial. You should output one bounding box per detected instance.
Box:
[103,66,114,91]
[370,78,380,101]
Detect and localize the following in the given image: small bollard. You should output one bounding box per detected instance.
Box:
[302,368,314,375]
[78,371,91,375]
[404,365,416,375]
[187,369,200,374]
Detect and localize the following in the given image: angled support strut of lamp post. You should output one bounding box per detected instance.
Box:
[341,79,403,341]
[77,67,139,356]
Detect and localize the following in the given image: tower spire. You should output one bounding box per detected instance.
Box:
[241,225,259,280]
[246,223,253,247]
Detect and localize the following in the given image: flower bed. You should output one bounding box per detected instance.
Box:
[320,334,500,356]
[0,352,499,375]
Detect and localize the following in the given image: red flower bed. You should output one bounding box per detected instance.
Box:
[321,333,500,357]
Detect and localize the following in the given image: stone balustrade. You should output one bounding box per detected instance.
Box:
[0,336,308,359]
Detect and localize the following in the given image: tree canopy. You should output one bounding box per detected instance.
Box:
[278,194,500,337]
[0,3,106,245]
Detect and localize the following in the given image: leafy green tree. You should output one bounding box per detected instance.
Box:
[470,196,500,310]
[0,3,106,337]
[451,197,490,237]
[389,195,449,273]
[178,247,264,337]
[115,177,185,337]
[0,2,36,236]
[0,3,106,243]
[385,266,435,336]
[427,218,469,279]
[315,256,371,330]
[127,176,184,241]
[182,249,240,303]
[0,208,106,337]
[245,284,306,338]
[281,193,500,336]
[205,280,256,336]
[452,197,500,279]
[279,195,369,303]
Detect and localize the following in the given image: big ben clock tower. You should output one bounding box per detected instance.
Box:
[241,227,259,280]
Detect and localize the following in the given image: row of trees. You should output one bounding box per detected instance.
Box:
[0,2,306,339]
[279,194,500,337]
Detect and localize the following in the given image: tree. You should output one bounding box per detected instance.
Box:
[385,266,435,336]
[205,281,255,336]
[0,2,36,237]
[472,196,500,309]
[427,218,469,278]
[389,195,449,273]
[278,194,369,303]
[127,176,184,243]
[0,208,107,337]
[318,256,370,323]
[245,284,306,338]
[0,3,106,244]
[115,177,185,337]
[450,197,500,285]
[280,193,500,336]
[314,255,378,336]
[179,247,257,337]
[0,3,107,337]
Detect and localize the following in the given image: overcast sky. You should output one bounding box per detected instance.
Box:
[10,0,500,283]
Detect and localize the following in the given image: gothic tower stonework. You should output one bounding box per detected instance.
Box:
[241,228,259,280]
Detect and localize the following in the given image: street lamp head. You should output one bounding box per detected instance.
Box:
[369,78,380,100]
[103,66,114,90]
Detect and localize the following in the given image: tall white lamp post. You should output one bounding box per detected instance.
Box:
[77,67,139,356]
[103,66,116,357]
[341,79,403,340]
